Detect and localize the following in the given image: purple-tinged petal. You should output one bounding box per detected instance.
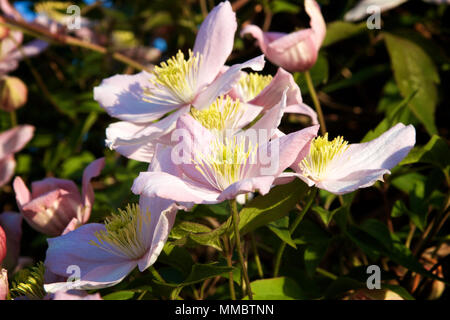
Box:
[31,178,79,199]
[7,40,48,62]
[93,71,182,123]
[193,55,265,109]
[44,223,136,291]
[0,212,22,270]
[194,1,237,88]
[81,157,105,223]
[12,176,30,209]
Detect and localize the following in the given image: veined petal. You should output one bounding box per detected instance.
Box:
[194,1,237,88]
[193,55,265,109]
[93,71,182,123]
[217,176,275,201]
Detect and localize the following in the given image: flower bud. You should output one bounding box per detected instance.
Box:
[0,76,28,112]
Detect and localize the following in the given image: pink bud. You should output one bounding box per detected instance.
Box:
[0,225,6,266]
[0,268,8,300]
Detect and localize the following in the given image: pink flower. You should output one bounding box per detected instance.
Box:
[291,123,416,194]
[13,158,105,236]
[241,0,326,72]
[0,125,34,187]
[132,111,319,207]
[44,203,177,291]
[0,212,22,271]
[94,1,266,162]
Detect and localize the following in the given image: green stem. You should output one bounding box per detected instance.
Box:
[149,266,165,283]
[230,199,253,300]
[273,188,317,277]
[223,235,236,300]
[304,70,326,136]
[250,232,264,278]
[316,267,338,280]
[10,111,17,127]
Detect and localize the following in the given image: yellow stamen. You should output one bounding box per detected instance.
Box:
[10,262,46,300]
[144,49,202,104]
[90,204,150,260]
[237,73,273,101]
[190,96,245,131]
[300,133,349,182]
[194,137,257,191]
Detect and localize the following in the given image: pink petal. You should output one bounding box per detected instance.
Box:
[7,40,48,62]
[81,157,105,223]
[305,0,326,49]
[0,125,34,159]
[20,189,79,236]
[93,71,182,123]
[217,176,276,201]
[0,155,15,187]
[249,89,287,136]
[44,223,135,291]
[132,171,220,204]
[105,106,189,162]
[194,1,237,88]
[12,176,31,209]
[137,205,177,271]
[0,212,22,271]
[319,123,416,194]
[193,55,266,109]
[31,178,80,199]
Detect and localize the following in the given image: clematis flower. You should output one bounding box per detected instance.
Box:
[131,110,319,207]
[344,0,450,21]
[44,203,177,291]
[0,125,34,188]
[0,212,22,271]
[13,158,105,236]
[94,1,266,162]
[291,123,415,194]
[241,0,326,72]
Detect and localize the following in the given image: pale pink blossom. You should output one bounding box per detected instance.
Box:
[291,123,416,194]
[241,0,326,72]
[94,1,266,162]
[132,109,319,208]
[44,203,178,291]
[0,268,7,300]
[0,125,34,187]
[13,158,105,236]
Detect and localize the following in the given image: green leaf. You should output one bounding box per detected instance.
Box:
[159,243,194,276]
[323,21,367,47]
[304,240,330,277]
[382,284,415,300]
[312,205,337,226]
[170,220,227,251]
[155,263,233,288]
[102,290,135,300]
[270,0,300,14]
[249,277,307,300]
[60,151,95,179]
[238,179,309,236]
[391,200,407,218]
[267,216,297,249]
[384,33,440,135]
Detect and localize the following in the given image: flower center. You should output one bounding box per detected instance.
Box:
[90,204,150,260]
[236,73,272,101]
[194,137,257,191]
[190,96,245,131]
[300,133,349,182]
[10,262,46,300]
[144,49,202,105]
